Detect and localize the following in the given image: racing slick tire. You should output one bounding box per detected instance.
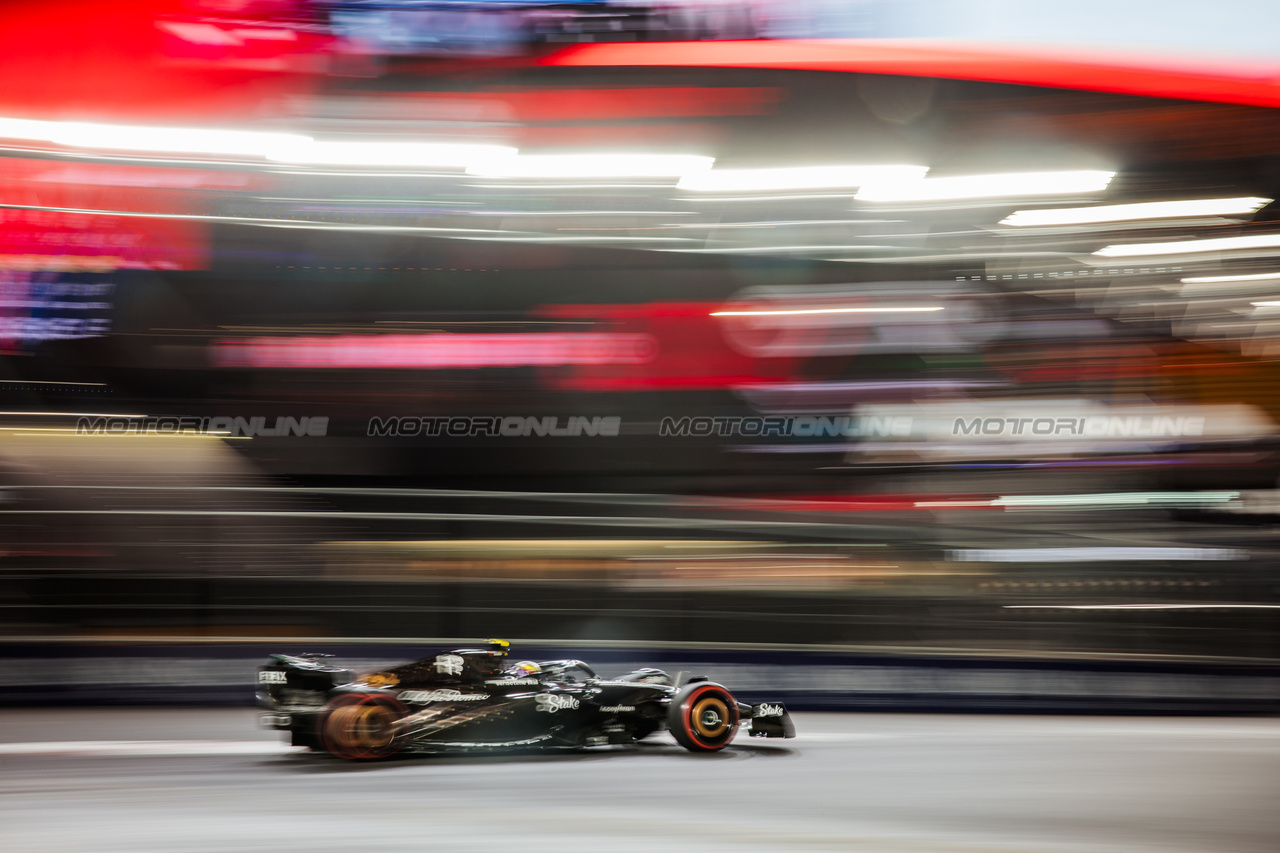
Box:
[318,693,408,760]
[667,682,740,752]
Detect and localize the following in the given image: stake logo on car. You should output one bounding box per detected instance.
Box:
[535,694,580,713]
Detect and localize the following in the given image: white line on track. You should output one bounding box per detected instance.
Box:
[0,740,304,757]
[780,733,900,742]
[6,726,1271,757]
[0,736,878,756]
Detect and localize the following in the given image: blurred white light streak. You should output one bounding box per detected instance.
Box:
[466,153,713,179]
[855,170,1115,202]
[0,200,552,237]
[677,244,903,254]
[0,199,700,248]
[0,741,298,757]
[6,432,244,439]
[0,508,853,533]
[677,165,927,192]
[0,117,58,139]
[0,116,308,160]
[711,306,944,316]
[677,219,905,228]
[1097,233,1280,257]
[0,114,512,169]
[268,140,516,168]
[1001,197,1269,227]
[1251,301,1280,307]
[951,547,1244,562]
[468,183,696,191]
[0,411,146,417]
[0,427,233,436]
[268,170,491,179]
[682,193,895,203]
[49,123,309,158]
[991,491,1238,508]
[455,234,692,244]
[1181,272,1280,283]
[1005,604,1280,610]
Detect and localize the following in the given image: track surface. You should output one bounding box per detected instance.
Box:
[1,710,1277,853]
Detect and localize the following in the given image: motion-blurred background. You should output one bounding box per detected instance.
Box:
[1,0,1279,711]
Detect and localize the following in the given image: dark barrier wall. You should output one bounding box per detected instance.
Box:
[1,640,1277,715]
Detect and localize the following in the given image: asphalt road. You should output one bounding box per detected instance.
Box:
[1,709,1278,853]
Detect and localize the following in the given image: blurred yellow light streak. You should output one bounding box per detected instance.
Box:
[674,565,898,570]
[1001,197,1269,227]
[0,509,855,533]
[664,542,888,547]
[711,306,944,316]
[0,427,93,432]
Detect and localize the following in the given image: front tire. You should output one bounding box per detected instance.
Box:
[666,682,739,752]
[318,693,408,760]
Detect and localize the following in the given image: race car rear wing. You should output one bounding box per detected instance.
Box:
[256,653,354,705]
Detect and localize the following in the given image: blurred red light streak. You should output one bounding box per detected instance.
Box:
[212,333,657,369]
[542,40,1280,110]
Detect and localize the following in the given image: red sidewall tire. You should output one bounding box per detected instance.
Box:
[318,693,408,760]
[668,683,739,752]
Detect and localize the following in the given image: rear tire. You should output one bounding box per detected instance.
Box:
[318,693,408,760]
[666,682,739,752]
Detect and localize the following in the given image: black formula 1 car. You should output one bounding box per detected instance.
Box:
[257,640,795,759]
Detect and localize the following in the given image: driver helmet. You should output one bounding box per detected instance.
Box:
[510,660,542,678]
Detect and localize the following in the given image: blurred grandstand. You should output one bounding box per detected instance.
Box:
[0,0,1276,670]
